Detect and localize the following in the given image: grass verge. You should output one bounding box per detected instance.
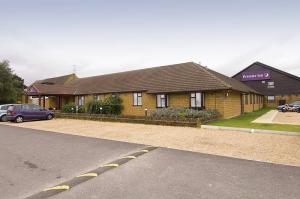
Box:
[208,108,300,133]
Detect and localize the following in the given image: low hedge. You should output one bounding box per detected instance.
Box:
[149,107,219,122]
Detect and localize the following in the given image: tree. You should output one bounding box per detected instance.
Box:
[0,60,25,104]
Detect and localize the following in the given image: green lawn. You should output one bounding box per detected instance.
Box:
[208,108,300,133]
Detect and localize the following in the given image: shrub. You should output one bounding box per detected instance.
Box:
[62,103,85,113]
[86,95,124,115]
[150,107,219,121]
[77,105,86,113]
[62,103,76,113]
[87,100,102,114]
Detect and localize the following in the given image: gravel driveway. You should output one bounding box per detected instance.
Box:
[2,119,300,167]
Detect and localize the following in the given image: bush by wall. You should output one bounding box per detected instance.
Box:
[86,95,124,115]
[150,107,219,121]
[62,103,85,113]
[62,103,76,113]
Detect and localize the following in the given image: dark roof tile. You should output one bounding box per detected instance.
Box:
[30,62,259,95]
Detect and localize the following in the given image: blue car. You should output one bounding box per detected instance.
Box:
[7,104,54,123]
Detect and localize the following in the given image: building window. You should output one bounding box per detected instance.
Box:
[133,92,142,106]
[190,92,202,108]
[267,81,275,88]
[245,94,249,105]
[267,96,275,102]
[156,94,168,108]
[78,96,85,106]
[94,95,102,101]
[250,94,253,104]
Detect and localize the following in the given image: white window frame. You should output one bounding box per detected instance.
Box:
[190,92,202,108]
[156,94,168,108]
[267,81,275,88]
[133,92,142,106]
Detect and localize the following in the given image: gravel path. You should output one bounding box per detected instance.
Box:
[2,119,300,167]
[273,112,300,125]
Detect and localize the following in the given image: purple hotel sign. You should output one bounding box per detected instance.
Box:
[241,70,271,81]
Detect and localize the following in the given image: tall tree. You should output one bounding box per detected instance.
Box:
[0,60,25,104]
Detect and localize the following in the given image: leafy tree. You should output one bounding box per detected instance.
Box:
[0,60,25,104]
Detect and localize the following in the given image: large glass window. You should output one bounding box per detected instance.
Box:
[190,92,202,108]
[156,94,168,108]
[133,92,142,106]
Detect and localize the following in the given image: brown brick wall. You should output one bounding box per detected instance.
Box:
[120,92,156,116]
[204,91,242,119]
[223,91,242,119]
[265,95,300,107]
[243,94,263,112]
[205,92,225,116]
[168,93,190,107]
[60,90,264,119]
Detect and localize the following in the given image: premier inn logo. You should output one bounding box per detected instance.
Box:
[242,70,271,81]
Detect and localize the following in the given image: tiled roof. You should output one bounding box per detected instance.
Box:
[31,83,76,95]
[35,74,77,85]
[30,62,259,95]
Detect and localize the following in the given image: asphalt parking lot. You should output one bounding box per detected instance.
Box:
[1,125,300,199]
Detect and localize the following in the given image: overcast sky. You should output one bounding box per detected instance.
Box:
[1,0,300,85]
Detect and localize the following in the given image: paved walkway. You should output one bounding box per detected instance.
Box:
[253,110,300,125]
[252,110,278,123]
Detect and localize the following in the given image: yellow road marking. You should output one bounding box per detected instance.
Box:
[121,155,136,159]
[77,173,98,177]
[140,149,149,153]
[43,185,70,191]
[101,163,119,168]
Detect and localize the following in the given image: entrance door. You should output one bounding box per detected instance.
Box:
[279,100,286,106]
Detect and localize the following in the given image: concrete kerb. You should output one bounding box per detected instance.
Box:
[201,125,300,136]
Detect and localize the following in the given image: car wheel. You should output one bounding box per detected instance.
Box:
[47,114,53,120]
[15,116,23,123]
[1,115,7,122]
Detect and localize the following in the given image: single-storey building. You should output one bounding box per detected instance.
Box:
[24,62,263,118]
[233,62,300,107]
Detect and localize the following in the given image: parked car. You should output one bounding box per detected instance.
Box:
[277,101,300,113]
[0,104,14,122]
[6,104,54,123]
